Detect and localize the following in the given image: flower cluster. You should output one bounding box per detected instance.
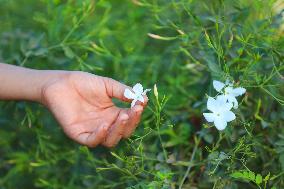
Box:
[203,80,246,130]
[124,83,151,108]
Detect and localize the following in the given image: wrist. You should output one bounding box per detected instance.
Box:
[36,70,70,105]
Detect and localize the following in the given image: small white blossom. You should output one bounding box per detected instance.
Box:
[213,80,246,109]
[124,83,151,108]
[213,80,226,92]
[203,96,236,130]
[220,86,246,109]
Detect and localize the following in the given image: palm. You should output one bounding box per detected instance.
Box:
[42,72,147,147]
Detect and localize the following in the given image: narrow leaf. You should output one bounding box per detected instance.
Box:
[255,174,262,185]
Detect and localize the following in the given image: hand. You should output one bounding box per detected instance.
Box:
[41,71,148,147]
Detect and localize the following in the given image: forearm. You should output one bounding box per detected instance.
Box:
[0,63,67,103]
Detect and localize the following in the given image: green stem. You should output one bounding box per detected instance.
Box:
[179,137,200,189]
[155,95,168,160]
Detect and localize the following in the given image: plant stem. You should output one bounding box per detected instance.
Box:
[155,95,168,160]
[179,137,200,189]
[156,110,168,161]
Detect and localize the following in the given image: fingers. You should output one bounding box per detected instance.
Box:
[76,124,108,147]
[69,98,147,148]
[123,105,144,138]
[103,77,132,102]
[102,77,150,109]
[135,95,149,107]
[103,110,129,147]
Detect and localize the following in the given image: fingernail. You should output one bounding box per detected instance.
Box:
[121,114,129,121]
[135,106,143,113]
[136,109,143,115]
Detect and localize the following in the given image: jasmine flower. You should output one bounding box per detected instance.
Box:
[203,96,236,130]
[124,83,151,108]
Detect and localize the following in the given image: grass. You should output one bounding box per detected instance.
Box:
[0,0,283,188]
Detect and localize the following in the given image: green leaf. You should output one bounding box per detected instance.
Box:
[230,171,244,179]
[249,171,255,181]
[264,172,270,182]
[243,171,249,179]
[63,46,75,59]
[207,60,222,76]
[29,161,47,167]
[147,33,177,41]
[110,152,125,162]
[33,48,48,56]
[255,174,262,185]
[270,174,278,180]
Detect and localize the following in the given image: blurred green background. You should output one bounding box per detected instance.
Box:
[0,0,283,188]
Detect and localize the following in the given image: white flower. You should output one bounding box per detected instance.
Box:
[213,80,246,109]
[213,80,226,92]
[124,83,151,108]
[203,96,236,130]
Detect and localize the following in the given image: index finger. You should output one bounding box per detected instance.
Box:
[102,77,132,102]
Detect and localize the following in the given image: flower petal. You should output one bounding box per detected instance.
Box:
[216,95,227,103]
[213,80,225,92]
[224,86,233,95]
[232,87,246,97]
[216,95,233,111]
[131,99,137,108]
[223,111,236,122]
[137,95,144,103]
[133,83,143,94]
[227,96,238,109]
[233,98,238,109]
[203,113,215,122]
[142,89,151,95]
[124,88,135,99]
[214,117,227,130]
[207,97,218,112]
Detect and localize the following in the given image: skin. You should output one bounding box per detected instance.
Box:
[0,63,148,148]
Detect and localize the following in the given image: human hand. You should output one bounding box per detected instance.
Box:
[41,71,148,147]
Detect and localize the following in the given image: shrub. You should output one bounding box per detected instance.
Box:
[0,0,283,188]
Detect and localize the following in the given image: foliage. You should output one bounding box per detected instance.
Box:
[0,0,283,188]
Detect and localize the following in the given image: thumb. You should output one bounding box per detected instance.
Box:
[102,77,132,102]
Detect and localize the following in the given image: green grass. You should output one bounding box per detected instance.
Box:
[0,0,283,188]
